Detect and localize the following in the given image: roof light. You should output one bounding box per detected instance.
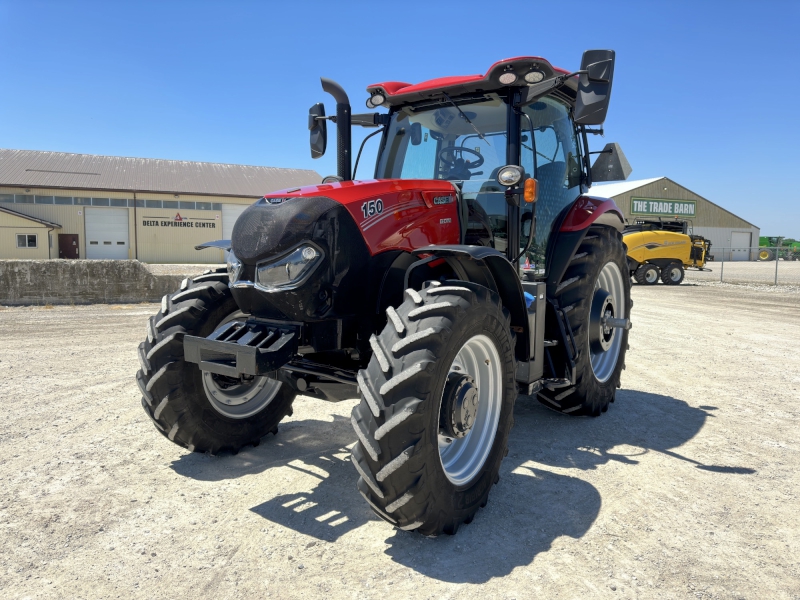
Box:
[524,70,545,83]
[499,72,517,85]
[370,92,386,106]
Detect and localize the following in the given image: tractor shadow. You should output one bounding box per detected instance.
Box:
[381,389,755,583]
[170,412,380,541]
[167,390,754,582]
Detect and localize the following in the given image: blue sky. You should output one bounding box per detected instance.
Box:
[1,0,798,237]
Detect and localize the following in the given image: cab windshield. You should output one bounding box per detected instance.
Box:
[375,94,508,182]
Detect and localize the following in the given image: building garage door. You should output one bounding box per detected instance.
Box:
[730,231,752,261]
[86,208,129,259]
[222,204,250,259]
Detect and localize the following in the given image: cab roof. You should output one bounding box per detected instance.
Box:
[366,56,572,107]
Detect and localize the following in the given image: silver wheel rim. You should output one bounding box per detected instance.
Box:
[590,261,626,383]
[645,268,658,283]
[438,334,503,486]
[200,311,282,419]
[669,267,681,282]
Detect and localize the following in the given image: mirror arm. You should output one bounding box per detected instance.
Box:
[352,127,385,180]
[518,71,585,106]
[512,209,536,265]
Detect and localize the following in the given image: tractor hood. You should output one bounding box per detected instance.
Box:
[231,179,460,263]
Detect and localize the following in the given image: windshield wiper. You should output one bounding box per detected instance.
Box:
[442,92,488,143]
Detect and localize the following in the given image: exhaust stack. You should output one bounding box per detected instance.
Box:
[321,78,352,181]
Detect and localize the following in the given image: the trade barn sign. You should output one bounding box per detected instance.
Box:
[630,198,696,217]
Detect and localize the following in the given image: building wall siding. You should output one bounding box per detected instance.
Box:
[0,187,258,263]
[0,223,50,259]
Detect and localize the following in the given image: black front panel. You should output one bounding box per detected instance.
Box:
[230,196,372,325]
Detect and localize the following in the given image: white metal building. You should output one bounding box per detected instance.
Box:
[0,149,321,263]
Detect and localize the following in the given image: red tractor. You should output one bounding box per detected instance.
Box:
[136,50,633,536]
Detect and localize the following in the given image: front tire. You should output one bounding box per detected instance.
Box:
[135,268,296,453]
[350,283,516,535]
[538,227,631,416]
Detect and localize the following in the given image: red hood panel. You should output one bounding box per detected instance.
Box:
[264,179,461,255]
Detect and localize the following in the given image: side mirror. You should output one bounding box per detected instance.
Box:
[410,122,422,146]
[591,143,632,182]
[308,103,327,159]
[574,49,615,125]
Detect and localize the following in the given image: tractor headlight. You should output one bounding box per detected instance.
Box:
[255,244,323,292]
[227,251,242,283]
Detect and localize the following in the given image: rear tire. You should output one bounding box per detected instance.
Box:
[759,249,774,261]
[537,227,631,416]
[351,282,516,535]
[661,262,685,285]
[634,263,660,285]
[136,268,296,454]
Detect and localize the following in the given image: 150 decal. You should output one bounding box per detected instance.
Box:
[361,199,384,219]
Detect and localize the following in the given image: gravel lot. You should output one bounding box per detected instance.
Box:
[1,283,799,599]
[685,260,800,286]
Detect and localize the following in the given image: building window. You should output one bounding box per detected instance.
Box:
[196,202,212,210]
[35,195,54,204]
[54,196,73,205]
[179,201,196,210]
[145,200,162,208]
[16,234,38,248]
[92,198,110,206]
[162,200,179,209]
[109,198,128,207]
[0,194,14,203]
[75,197,92,206]
[212,203,222,210]
[15,195,34,204]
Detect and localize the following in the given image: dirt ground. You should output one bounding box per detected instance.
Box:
[1,282,799,599]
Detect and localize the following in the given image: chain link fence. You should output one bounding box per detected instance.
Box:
[684,247,800,285]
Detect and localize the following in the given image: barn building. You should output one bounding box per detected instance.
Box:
[590,177,760,261]
[0,149,320,263]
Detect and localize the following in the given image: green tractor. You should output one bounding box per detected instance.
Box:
[758,236,800,261]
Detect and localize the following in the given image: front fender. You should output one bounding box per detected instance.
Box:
[408,246,530,362]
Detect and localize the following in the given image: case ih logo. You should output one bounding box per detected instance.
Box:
[433,196,453,205]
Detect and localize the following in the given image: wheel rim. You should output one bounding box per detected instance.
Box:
[644,267,658,283]
[669,267,681,282]
[200,311,282,419]
[589,261,626,383]
[438,334,502,486]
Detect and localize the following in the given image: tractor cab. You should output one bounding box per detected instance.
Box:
[310,53,631,280]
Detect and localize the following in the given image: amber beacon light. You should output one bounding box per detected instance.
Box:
[524,178,538,203]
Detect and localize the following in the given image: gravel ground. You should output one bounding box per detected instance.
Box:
[1,283,799,599]
[684,260,800,286]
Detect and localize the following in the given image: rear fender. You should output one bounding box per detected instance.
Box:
[545,196,625,298]
[408,246,530,362]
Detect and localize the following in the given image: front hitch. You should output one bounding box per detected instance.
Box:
[184,319,299,377]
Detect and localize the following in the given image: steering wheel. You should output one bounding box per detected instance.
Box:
[438,146,485,168]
